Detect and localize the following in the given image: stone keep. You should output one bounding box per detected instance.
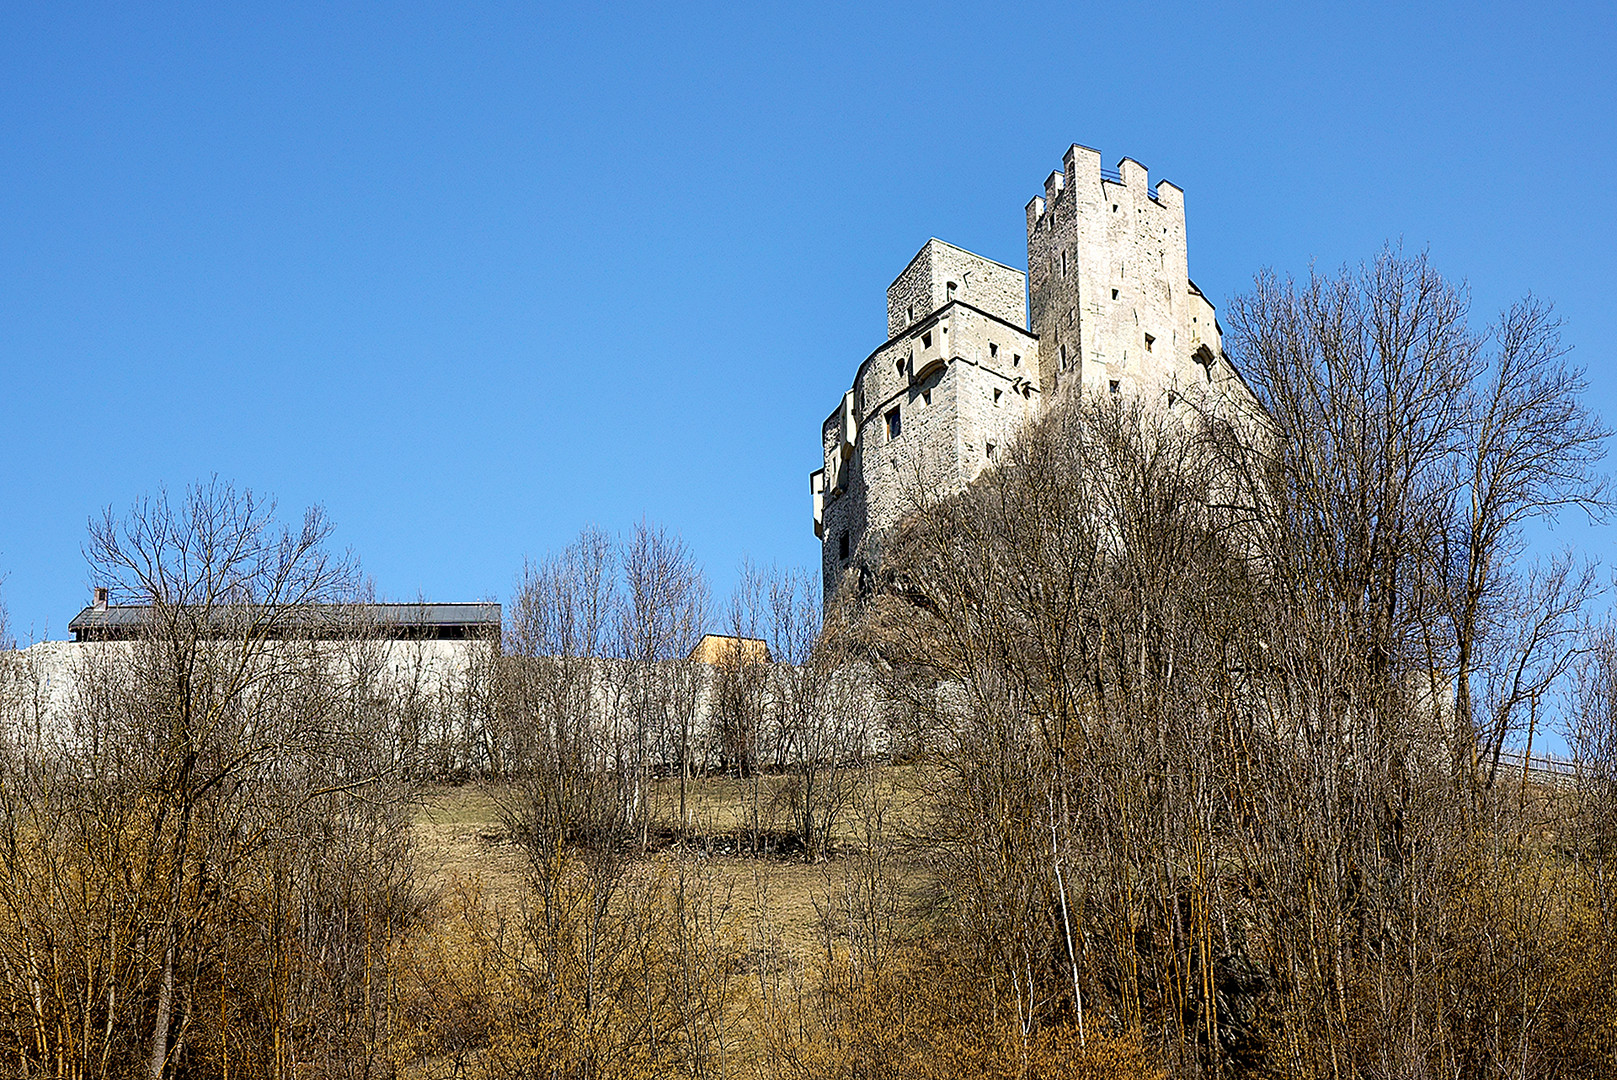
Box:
[812,144,1246,603]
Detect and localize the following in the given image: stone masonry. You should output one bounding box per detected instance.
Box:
[812,145,1250,604]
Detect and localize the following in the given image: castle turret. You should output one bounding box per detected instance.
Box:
[816,240,1039,602]
[887,239,1029,337]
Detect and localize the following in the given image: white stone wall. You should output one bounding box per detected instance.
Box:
[0,637,494,749]
[944,306,1042,478]
[0,644,899,772]
[821,288,1038,599]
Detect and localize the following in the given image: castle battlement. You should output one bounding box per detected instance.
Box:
[1029,147,1184,225]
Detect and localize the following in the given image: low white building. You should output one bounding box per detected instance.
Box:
[1,600,501,755]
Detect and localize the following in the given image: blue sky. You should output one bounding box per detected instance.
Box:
[2,1,1614,647]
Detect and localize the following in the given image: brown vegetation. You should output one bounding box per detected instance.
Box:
[851,248,1617,1078]
[0,249,1614,1078]
[0,482,417,1078]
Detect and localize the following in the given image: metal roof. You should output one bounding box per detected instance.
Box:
[68,602,501,641]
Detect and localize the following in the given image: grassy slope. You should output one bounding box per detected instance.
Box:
[411,766,945,960]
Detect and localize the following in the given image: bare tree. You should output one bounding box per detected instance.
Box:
[713,559,767,778]
[842,246,1615,1078]
[1444,297,1610,774]
[84,480,364,1078]
[1225,248,1474,696]
[615,520,707,849]
[1569,625,1617,930]
[491,526,747,1079]
[502,527,619,841]
[1229,253,1608,784]
[0,480,422,1078]
[1475,553,1601,790]
[666,590,713,840]
[768,565,865,859]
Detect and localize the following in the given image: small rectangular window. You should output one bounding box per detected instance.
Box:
[1109,379,1120,395]
[922,331,932,349]
[993,388,1002,406]
[886,406,901,440]
[1144,334,1155,351]
[1012,353,1021,367]
[1111,288,1119,300]
[989,342,998,358]
[1060,251,1068,278]
[986,442,997,461]
[839,532,850,560]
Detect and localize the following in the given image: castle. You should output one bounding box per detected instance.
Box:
[812,144,1249,602]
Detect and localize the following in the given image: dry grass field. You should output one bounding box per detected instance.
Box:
[411,765,947,963]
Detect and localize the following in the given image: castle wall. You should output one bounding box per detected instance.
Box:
[1,644,900,771]
[943,307,1041,477]
[820,299,1037,600]
[0,637,493,749]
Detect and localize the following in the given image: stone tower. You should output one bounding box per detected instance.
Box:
[813,145,1243,604]
[1026,144,1225,399]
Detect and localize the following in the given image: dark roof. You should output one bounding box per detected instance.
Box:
[68,602,501,642]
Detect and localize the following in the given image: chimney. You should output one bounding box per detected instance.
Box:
[94,587,108,611]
